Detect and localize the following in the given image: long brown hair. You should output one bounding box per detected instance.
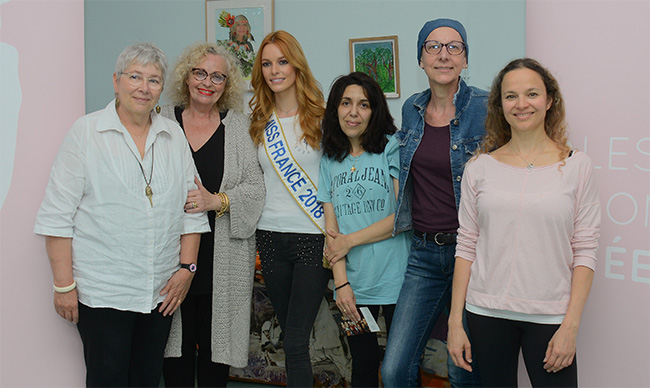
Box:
[481,58,570,161]
[249,30,325,149]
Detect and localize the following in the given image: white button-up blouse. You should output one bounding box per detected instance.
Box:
[34,101,209,313]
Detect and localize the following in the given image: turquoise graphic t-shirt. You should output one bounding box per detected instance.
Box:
[318,136,408,304]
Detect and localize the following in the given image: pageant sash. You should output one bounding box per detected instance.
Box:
[263,111,325,235]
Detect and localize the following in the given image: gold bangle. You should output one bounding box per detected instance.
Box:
[216,192,230,218]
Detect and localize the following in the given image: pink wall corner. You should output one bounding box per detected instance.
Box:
[526,1,650,387]
[0,0,86,386]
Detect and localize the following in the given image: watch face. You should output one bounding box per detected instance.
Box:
[189,263,197,273]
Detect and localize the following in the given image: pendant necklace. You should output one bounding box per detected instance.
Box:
[348,153,362,172]
[509,139,547,171]
[135,144,155,207]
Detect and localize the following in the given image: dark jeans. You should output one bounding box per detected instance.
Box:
[76,302,172,387]
[347,304,395,387]
[467,311,578,387]
[256,230,329,388]
[163,293,230,388]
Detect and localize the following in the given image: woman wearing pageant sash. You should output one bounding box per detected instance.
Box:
[249,30,329,387]
[160,42,264,387]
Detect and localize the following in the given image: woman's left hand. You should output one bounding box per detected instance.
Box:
[158,268,194,316]
[185,176,220,213]
[325,229,352,265]
[543,324,577,373]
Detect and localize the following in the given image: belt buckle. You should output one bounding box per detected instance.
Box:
[433,232,445,246]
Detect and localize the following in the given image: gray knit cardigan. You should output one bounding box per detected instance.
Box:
[161,106,265,368]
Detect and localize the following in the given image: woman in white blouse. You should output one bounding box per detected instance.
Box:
[34,42,209,387]
[447,58,600,387]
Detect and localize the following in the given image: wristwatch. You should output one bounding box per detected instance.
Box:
[180,263,197,273]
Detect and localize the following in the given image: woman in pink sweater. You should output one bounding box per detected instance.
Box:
[447,58,600,387]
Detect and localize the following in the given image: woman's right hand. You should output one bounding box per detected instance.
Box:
[54,288,79,324]
[185,176,220,213]
[335,284,361,322]
[447,323,473,372]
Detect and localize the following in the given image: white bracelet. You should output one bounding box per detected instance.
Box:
[53,280,77,293]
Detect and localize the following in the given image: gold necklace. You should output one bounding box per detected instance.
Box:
[509,139,547,171]
[348,153,362,172]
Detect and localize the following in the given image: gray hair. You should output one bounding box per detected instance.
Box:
[115,42,168,80]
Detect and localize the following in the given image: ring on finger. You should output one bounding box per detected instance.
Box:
[192,202,197,208]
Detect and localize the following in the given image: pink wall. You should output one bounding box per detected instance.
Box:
[0,1,647,387]
[526,0,650,387]
[0,0,86,386]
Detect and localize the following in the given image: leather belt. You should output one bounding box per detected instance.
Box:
[413,229,457,246]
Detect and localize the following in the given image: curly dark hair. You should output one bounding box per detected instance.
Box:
[481,57,570,160]
[322,72,397,162]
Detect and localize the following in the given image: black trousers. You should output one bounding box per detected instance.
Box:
[347,304,395,388]
[256,230,330,388]
[466,311,578,387]
[163,293,230,388]
[76,302,173,387]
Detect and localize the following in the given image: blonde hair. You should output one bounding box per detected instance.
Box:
[166,42,244,112]
[230,15,251,41]
[481,57,570,161]
[249,30,325,148]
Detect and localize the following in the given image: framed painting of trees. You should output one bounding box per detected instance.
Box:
[349,35,400,98]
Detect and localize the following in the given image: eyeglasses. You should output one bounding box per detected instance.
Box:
[191,68,227,85]
[119,72,163,90]
[423,40,466,56]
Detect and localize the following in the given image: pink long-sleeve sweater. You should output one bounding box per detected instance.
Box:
[455,151,600,315]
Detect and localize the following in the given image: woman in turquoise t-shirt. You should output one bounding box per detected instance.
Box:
[317,72,409,387]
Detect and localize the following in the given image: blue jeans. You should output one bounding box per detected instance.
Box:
[381,234,480,387]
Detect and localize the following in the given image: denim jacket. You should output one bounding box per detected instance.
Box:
[393,78,488,235]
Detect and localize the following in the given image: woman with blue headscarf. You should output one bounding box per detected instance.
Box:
[381,19,486,387]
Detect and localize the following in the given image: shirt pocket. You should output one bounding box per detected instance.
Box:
[460,136,483,157]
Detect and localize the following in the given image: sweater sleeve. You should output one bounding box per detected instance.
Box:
[571,152,601,270]
[455,157,480,262]
[222,112,266,239]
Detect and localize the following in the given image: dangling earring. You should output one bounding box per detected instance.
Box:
[115,95,120,108]
[155,105,161,114]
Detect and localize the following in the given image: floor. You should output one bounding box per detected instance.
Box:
[227,380,279,388]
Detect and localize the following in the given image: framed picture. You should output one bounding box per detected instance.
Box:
[206,0,274,82]
[349,35,400,98]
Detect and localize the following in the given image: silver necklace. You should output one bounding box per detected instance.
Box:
[509,139,547,171]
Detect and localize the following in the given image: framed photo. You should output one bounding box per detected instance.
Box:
[206,0,274,82]
[349,35,400,98]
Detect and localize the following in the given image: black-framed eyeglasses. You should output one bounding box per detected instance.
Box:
[191,68,227,85]
[119,72,163,90]
[423,40,466,56]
